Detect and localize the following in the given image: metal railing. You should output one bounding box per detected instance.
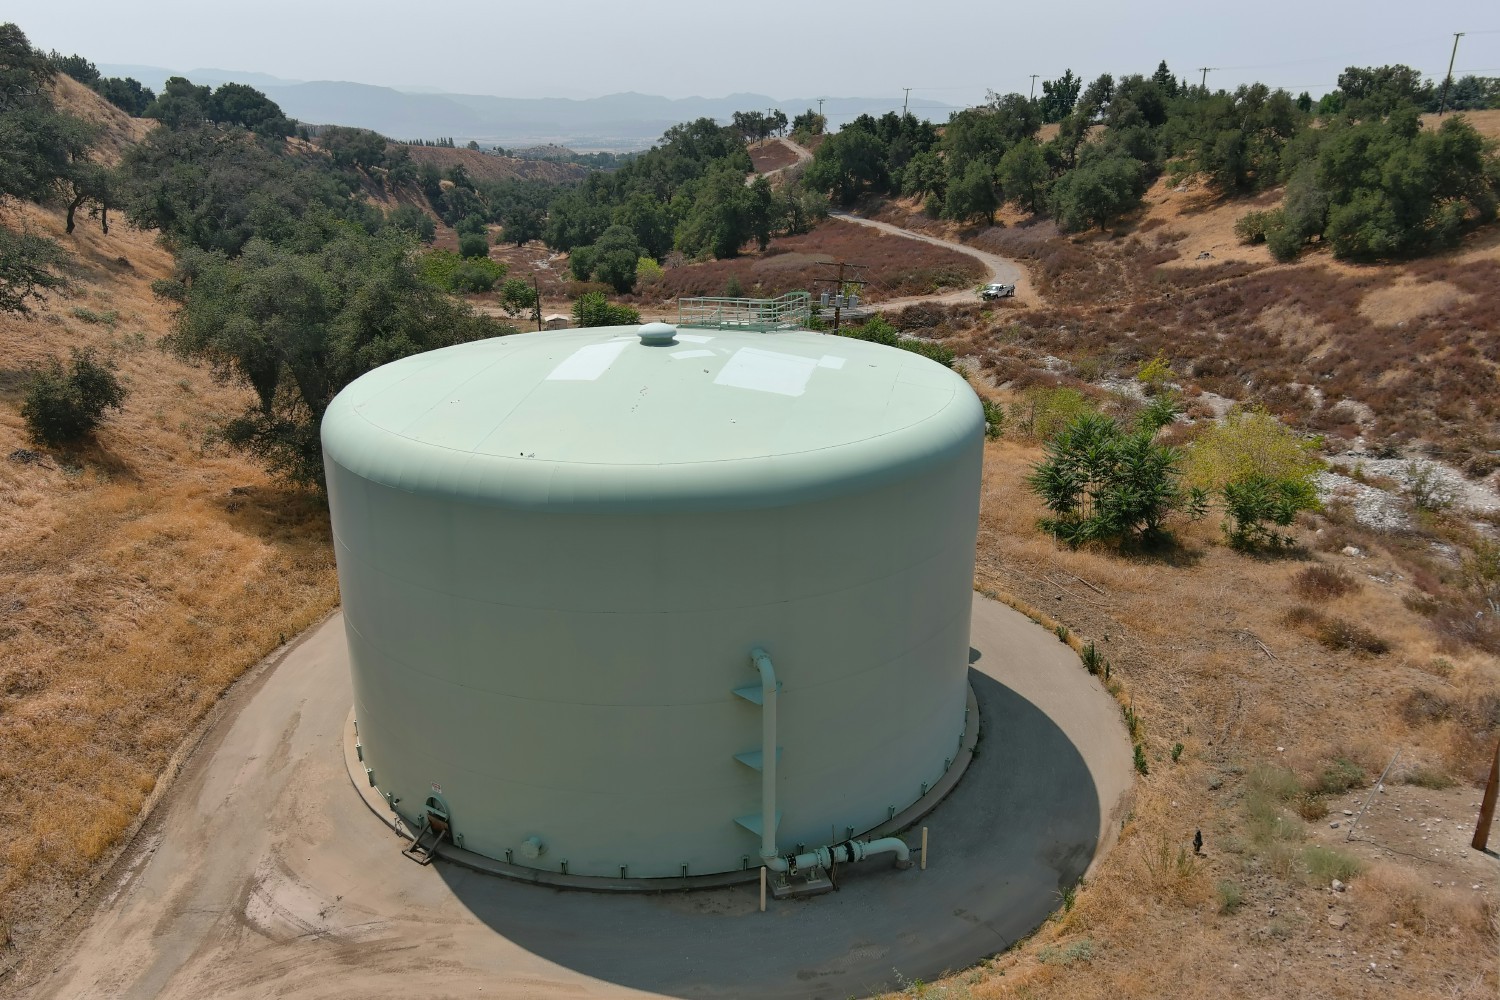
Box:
[676,292,811,331]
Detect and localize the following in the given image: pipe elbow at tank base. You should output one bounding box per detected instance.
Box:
[764,836,912,874]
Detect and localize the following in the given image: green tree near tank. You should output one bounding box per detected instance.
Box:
[998,139,1048,213]
[803,127,888,206]
[674,162,757,258]
[458,232,490,259]
[502,203,545,246]
[591,224,644,293]
[144,77,212,128]
[901,150,947,201]
[0,226,66,313]
[944,159,1000,225]
[122,123,312,254]
[1048,148,1145,232]
[1026,403,1191,547]
[1319,110,1496,260]
[1333,65,1432,119]
[1039,70,1081,123]
[386,204,436,243]
[612,192,673,260]
[321,126,388,170]
[206,82,294,137]
[21,347,126,446]
[159,222,513,489]
[96,76,155,116]
[791,109,826,138]
[498,277,537,316]
[0,23,95,310]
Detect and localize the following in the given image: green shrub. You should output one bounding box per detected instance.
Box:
[1265,222,1305,263]
[1215,880,1244,914]
[1080,641,1103,676]
[1038,938,1094,966]
[499,277,538,315]
[1302,845,1363,882]
[1007,386,1096,440]
[981,398,1005,439]
[1401,767,1456,790]
[1221,474,1318,550]
[1310,757,1366,796]
[419,250,505,293]
[71,306,119,326]
[572,290,640,328]
[1027,410,1188,547]
[1234,210,1276,244]
[458,232,490,259]
[22,348,127,446]
[454,214,487,237]
[837,315,955,368]
[635,256,664,283]
[1133,743,1150,775]
[569,245,597,281]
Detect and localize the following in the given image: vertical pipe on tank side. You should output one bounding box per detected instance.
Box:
[751,648,778,863]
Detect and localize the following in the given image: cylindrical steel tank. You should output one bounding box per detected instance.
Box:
[323,323,983,879]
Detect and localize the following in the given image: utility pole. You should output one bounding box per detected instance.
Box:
[1029,74,1039,100]
[812,260,867,333]
[817,98,825,121]
[903,88,911,116]
[532,276,543,332]
[1198,67,1217,90]
[1474,737,1499,851]
[1438,32,1465,116]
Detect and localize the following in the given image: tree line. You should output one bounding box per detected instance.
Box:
[798,60,1500,261]
[1,23,516,488]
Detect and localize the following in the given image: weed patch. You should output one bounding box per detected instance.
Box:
[1292,564,1360,601]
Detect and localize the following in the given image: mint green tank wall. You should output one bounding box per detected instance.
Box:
[322,325,984,878]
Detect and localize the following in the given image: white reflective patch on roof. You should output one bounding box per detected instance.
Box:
[713,347,821,397]
[545,341,630,381]
[670,349,715,360]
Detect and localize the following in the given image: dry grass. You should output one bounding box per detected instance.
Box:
[748,139,798,174]
[1292,564,1361,601]
[628,217,984,305]
[399,143,587,185]
[0,195,338,961]
[903,425,1500,999]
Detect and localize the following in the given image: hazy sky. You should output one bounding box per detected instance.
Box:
[20,1,1500,114]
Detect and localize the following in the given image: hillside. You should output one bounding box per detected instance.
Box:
[0,81,339,974]
[3,65,1498,1000]
[399,143,588,185]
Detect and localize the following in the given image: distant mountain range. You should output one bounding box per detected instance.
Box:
[97,65,960,151]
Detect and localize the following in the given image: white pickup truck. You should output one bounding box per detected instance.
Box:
[979,282,1016,300]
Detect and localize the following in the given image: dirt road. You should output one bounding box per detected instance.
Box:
[828,211,1033,310]
[769,136,1030,310]
[16,595,1130,1000]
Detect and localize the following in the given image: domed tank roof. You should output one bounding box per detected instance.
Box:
[322,324,982,511]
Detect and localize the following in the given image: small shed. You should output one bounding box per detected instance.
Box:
[543,313,571,330]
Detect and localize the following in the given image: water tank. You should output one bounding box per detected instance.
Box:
[323,323,983,879]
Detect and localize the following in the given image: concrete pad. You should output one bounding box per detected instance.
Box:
[22,594,1131,1000]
